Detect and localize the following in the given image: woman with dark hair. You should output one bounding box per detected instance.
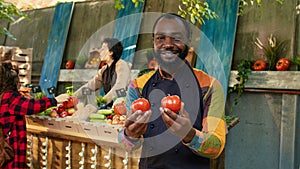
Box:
[74,38,131,106]
[0,62,67,168]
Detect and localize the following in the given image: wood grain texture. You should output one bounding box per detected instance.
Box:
[39,2,74,96]
[113,0,145,63]
[229,71,300,90]
[196,0,239,98]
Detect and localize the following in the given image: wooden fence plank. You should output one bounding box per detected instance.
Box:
[195,0,240,98]
[113,1,145,63]
[39,2,74,96]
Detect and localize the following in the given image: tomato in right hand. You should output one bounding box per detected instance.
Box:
[161,95,181,113]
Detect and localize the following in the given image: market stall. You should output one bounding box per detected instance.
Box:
[25,87,239,168]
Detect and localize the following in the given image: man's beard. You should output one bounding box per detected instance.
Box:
[154,45,189,73]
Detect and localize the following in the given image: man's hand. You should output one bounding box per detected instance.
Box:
[160,102,195,143]
[124,108,152,139]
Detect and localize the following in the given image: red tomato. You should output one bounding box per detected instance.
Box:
[65,60,75,69]
[252,59,267,71]
[62,96,78,109]
[276,58,290,71]
[114,102,127,116]
[161,95,181,112]
[131,98,150,112]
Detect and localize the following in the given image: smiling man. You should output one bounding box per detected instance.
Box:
[118,13,226,169]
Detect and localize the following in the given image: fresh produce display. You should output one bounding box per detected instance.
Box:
[276,58,291,71]
[113,101,127,116]
[62,96,78,109]
[88,109,126,125]
[161,95,181,113]
[37,105,76,118]
[252,59,267,71]
[131,98,150,112]
[95,96,107,109]
[29,88,128,144]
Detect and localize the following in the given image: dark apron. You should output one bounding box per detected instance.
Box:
[139,63,210,169]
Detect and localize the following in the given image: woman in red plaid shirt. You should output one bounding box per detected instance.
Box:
[0,62,66,169]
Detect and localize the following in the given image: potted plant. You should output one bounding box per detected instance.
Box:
[255,34,288,71]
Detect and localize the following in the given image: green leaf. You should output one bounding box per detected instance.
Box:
[0,1,28,39]
[190,14,195,24]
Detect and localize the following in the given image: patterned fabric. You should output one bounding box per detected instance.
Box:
[0,90,57,169]
[119,67,226,159]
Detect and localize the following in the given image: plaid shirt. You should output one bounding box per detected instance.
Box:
[0,90,57,169]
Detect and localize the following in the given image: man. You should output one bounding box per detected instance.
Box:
[118,13,226,169]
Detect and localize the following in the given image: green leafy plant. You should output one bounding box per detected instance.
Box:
[114,0,144,10]
[292,57,300,67]
[114,0,284,26]
[238,0,284,15]
[179,0,284,24]
[95,96,107,105]
[228,59,253,105]
[65,86,74,96]
[0,0,28,40]
[255,34,288,70]
[178,0,218,25]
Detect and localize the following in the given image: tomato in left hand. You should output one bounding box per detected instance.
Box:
[276,58,291,71]
[131,98,150,113]
[161,95,181,113]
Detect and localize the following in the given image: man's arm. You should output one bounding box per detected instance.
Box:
[183,80,226,159]
[118,83,143,151]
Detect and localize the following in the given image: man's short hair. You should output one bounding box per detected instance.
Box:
[152,13,192,40]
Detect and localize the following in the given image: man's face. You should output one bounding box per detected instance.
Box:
[153,17,189,65]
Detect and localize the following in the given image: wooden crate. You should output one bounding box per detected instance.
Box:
[0,46,33,87]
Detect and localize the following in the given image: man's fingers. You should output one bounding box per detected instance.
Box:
[179,102,189,118]
[124,110,151,127]
[160,107,178,121]
[124,111,151,138]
